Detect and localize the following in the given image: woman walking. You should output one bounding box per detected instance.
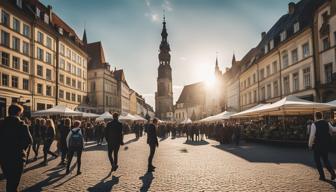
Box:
[43,119,58,165]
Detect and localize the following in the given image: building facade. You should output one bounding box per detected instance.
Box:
[236,0,325,111]
[114,69,130,114]
[0,0,88,118]
[85,41,118,113]
[315,0,336,102]
[155,17,174,120]
[174,82,206,122]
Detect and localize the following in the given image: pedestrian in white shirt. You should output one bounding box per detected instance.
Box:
[308,112,336,182]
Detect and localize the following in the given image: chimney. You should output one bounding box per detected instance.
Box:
[47,5,53,23]
[288,2,295,14]
[261,32,266,39]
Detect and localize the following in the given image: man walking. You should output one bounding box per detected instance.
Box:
[309,112,336,181]
[105,112,124,172]
[146,118,159,172]
[0,104,32,192]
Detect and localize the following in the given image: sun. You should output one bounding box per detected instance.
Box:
[205,75,216,89]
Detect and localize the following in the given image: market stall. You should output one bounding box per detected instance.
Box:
[32,105,82,117]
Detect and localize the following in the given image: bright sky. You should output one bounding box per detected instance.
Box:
[42,0,299,108]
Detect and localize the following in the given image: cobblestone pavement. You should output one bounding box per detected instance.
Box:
[1,134,336,191]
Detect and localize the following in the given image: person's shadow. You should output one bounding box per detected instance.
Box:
[139,172,154,192]
[87,171,120,192]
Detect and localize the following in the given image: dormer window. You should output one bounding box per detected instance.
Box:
[280,30,287,42]
[294,22,300,33]
[44,14,49,24]
[16,0,22,8]
[58,27,63,35]
[264,44,268,54]
[36,7,40,17]
[270,39,274,50]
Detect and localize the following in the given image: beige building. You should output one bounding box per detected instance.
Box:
[129,89,137,115]
[238,1,324,111]
[85,41,118,113]
[174,82,206,122]
[315,0,336,102]
[114,69,130,114]
[0,0,87,118]
[222,55,240,112]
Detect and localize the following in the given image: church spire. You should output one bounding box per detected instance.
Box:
[161,13,168,42]
[82,29,87,45]
[232,53,236,66]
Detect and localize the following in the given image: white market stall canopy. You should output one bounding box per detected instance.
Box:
[32,105,82,117]
[328,100,336,106]
[119,113,137,121]
[96,111,113,121]
[199,111,236,122]
[180,118,192,124]
[233,95,335,117]
[132,114,147,121]
[230,104,271,118]
[82,112,100,118]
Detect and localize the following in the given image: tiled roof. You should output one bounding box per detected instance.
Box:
[176,82,206,105]
[87,41,107,69]
[256,0,325,59]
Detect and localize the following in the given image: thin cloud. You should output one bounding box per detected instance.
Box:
[162,0,173,12]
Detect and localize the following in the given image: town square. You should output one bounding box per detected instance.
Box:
[1,0,336,191]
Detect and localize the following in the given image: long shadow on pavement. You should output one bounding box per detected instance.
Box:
[124,137,139,145]
[184,140,209,146]
[87,171,120,192]
[213,143,336,168]
[139,172,154,192]
[22,163,77,192]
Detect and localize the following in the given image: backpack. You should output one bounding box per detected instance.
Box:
[69,129,83,150]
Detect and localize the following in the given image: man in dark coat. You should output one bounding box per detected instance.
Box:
[146,118,159,172]
[0,104,32,192]
[309,112,336,181]
[105,112,124,172]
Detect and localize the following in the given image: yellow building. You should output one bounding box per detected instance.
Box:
[0,0,88,118]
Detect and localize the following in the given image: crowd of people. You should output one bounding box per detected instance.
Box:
[2,103,336,191]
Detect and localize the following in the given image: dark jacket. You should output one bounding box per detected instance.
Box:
[44,126,55,143]
[59,124,70,148]
[105,119,123,146]
[147,124,158,146]
[314,120,332,152]
[0,116,32,161]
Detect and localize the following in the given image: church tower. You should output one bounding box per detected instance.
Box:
[155,16,174,120]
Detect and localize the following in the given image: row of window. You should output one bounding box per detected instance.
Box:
[36,83,53,96]
[37,31,53,49]
[59,57,84,77]
[59,44,86,67]
[1,73,29,90]
[36,65,53,80]
[58,89,82,103]
[1,9,86,67]
[1,51,30,72]
[281,42,310,69]
[175,111,185,119]
[59,73,84,90]
[1,10,30,38]
[264,22,300,54]
[1,30,53,64]
[241,67,311,106]
[1,30,30,55]
[240,42,310,90]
